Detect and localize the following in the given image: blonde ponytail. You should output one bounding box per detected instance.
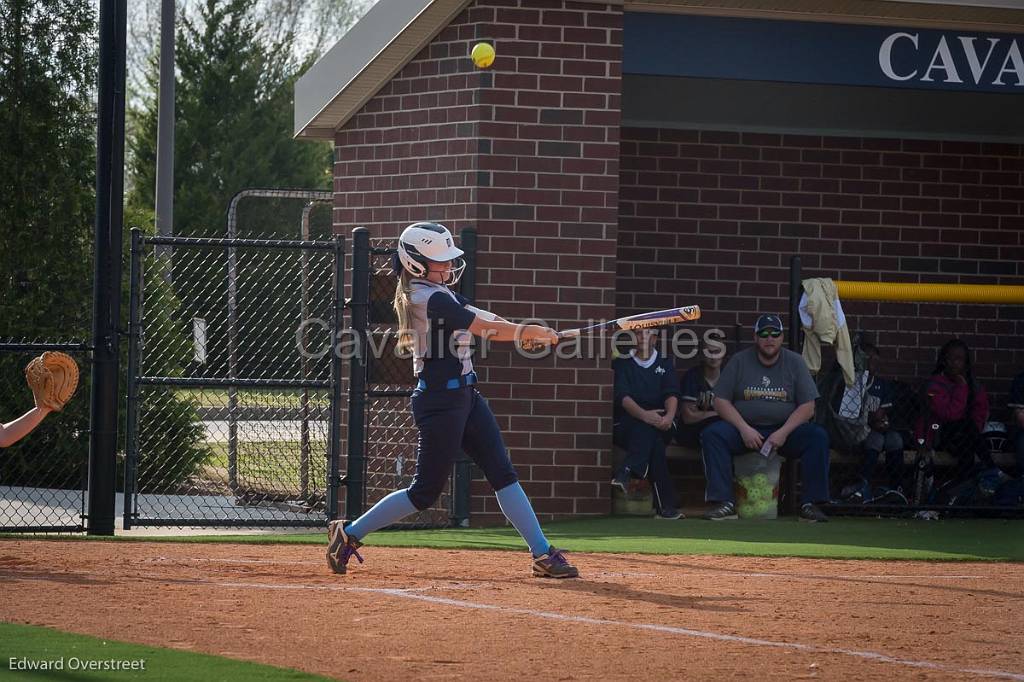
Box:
[393,271,415,356]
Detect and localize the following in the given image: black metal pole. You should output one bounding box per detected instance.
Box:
[87,0,127,536]
[154,0,175,267]
[300,205,313,500]
[344,228,370,520]
[122,229,144,530]
[227,239,239,492]
[780,254,803,517]
[788,255,802,354]
[452,228,477,527]
[327,235,346,521]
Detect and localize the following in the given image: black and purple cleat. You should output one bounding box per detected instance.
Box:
[532,546,579,579]
[327,520,364,574]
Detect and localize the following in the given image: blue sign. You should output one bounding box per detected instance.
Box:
[623,13,1024,93]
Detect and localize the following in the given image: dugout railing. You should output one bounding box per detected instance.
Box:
[341,227,477,529]
[788,257,1024,518]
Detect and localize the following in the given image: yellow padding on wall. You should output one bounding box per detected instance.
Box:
[836,281,1024,304]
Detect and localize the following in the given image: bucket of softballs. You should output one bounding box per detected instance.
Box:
[733,451,782,519]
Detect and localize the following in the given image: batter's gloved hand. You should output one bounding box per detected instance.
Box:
[25,351,80,412]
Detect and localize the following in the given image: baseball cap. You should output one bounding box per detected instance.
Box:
[754,313,784,333]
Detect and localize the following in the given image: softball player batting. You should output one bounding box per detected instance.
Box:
[327,222,579,579]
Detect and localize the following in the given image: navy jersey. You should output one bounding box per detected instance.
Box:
[408,279,477,386]
[869,377,893,410]
[613,351,681,420]
[680,365,714,405]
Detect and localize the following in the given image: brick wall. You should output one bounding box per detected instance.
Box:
[333,0,623,524]
[619,128,1024,417]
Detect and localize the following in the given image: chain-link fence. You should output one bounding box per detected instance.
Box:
[0,344,91,531]
[124,228,342,527]
[782,260,1024,517]
[366,240,446,526]
[342,228,476,528]
[819,336,1023,516]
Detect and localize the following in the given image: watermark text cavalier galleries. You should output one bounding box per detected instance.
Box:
[9,656,147,672]
[296,319,727,362]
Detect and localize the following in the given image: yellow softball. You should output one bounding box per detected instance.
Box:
[471,42,495,69]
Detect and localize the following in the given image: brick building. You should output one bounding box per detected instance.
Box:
[295,0,1024,523]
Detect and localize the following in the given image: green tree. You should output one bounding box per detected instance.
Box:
[126,1,371,112]
[0,0,96,489]
[124,0,340,496]
[127,0,332,231]
[0,2,209,496]
[127,0,334,381]
[0,0,95,340]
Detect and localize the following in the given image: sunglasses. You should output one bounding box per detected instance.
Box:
[757,329,783,339]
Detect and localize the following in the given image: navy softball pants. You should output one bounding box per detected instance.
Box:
[613,415,680,513]
[406,386,519,510]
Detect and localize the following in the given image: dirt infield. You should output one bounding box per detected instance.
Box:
[1,540,1022,681]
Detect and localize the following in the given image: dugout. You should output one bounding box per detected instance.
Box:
[295,0,1024,523]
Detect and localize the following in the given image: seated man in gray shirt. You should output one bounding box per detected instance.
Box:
[700,314,830,522]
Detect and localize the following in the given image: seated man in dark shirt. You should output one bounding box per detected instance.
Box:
[611,328,684,519]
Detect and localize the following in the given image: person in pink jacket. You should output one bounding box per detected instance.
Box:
[916,339,992,469]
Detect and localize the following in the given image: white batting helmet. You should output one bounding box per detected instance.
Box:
[397,222,465,284]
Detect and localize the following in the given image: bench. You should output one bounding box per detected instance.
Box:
[611,444,707,516]
[611,444,1017,516]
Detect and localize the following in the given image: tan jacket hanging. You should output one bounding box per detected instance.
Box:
[799,277,855,387]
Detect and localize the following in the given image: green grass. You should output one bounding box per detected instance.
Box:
[5,517,1023,561]
[249,517,1024,561]
[0,622,334,681]
[204,441,326,492]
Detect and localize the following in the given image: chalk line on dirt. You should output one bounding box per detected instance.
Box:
[209,579,1024,681]
[166,557,995,584]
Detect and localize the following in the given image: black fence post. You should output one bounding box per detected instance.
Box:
[345,228,370,520]
[122,229,144,530]
[780,254,803,516]
[327,235,346,522]
[452,227,478,527]
[227,236,239,492]
[788,256,802,356]
[87,0,127,536]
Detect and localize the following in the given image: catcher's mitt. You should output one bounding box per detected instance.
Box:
[25,351,80,412]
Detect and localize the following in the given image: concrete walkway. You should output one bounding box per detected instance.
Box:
[202,419,328,443]
[0,485,325,536]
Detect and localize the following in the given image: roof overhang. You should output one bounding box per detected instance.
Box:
[294,0,1024,140]
[294,0,472,139]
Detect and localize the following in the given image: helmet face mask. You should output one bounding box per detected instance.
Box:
[982,421,1008,456]
[397,222,465,285]
[441,257,466,286]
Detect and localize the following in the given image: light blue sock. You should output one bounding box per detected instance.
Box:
[345,489,418,541]
[494,482,550,557]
